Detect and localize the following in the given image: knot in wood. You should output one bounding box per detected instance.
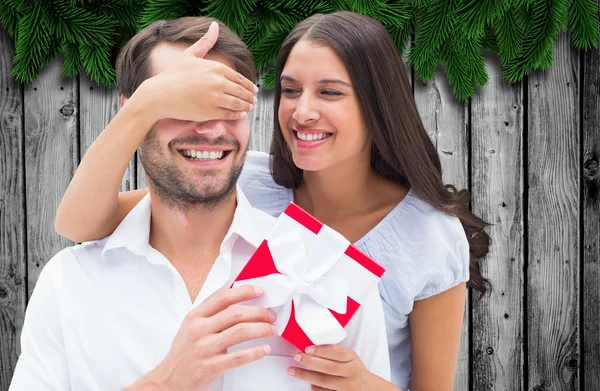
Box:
[60,104,74,116]
[532,386,546,391]
[0,282,9,300]
[584,158,598,179]
[485,347,494,355]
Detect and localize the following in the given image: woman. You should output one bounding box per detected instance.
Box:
[56,11,489,391]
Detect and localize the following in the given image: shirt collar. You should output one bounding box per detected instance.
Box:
[101,185,266,260]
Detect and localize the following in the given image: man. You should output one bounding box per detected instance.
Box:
[10,17,389,390]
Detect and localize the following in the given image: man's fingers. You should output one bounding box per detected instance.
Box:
[195,285,263,318]
[215,322,277,351]
[184,21,219,58]
[209,344,271,372]
[207,305,276,333]
[223,66,258,96]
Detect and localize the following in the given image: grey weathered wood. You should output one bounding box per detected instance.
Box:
[136,153,148,190]
[79,75,135,191]
[582,40,600,391]
[471,54,524,391]
[24,60,78,296]
[249,72,275,153]
[527,33,580,390]
[0,28,26,391]
[413,68,470,391]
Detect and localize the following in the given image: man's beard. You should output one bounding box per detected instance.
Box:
[139,131,247,212]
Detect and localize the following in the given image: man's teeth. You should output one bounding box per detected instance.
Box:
[296,132,331,141]
[180,150,224,160]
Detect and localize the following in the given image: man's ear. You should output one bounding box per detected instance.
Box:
[120,95,128,108]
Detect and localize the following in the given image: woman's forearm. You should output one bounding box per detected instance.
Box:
[366,371,403,391]
[55,82,157,242]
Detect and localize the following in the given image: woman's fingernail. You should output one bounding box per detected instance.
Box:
[268,309,277,321]
[264,345,271,354]
[249,104,254,111]
[253,96,258,104]
[305,346,315,354]
[294,354,301,362]
[271,325,278,334]
[253,286,264,295]
[287,367,296,376]
[240,111,248,118]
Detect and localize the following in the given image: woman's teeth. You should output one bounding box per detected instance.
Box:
[180,150,224,160]
[296,132,331,141]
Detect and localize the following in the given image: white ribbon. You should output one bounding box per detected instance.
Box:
[233,226,351,346]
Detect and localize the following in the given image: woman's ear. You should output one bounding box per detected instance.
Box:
[120,95,128,108]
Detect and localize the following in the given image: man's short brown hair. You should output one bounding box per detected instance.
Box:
[116,17,256,98]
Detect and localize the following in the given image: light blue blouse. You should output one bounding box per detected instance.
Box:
[238,151,470,390]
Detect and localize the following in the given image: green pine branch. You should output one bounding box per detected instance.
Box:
[1,0,599,99]
[569,0,599,50]
[11,5,57,83]
[409,0,460,81]
[204,0,256,35]
[503,0,569,83]
[139,0,198,28]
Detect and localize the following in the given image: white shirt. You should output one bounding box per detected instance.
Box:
[10,186,390,391]
[238,151,471,390]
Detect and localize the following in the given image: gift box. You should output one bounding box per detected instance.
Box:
[231,202,385,352]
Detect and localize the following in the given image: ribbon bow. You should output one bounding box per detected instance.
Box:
[233,226,351,345]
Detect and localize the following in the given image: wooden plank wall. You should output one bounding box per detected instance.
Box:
[0,25,599,390]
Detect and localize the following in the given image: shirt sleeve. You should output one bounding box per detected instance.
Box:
[413,226,470,301]
[9,255,71,390]
[341,285,391,381]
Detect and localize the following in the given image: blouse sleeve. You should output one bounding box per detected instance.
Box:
[357,193,470,313]
[413,222,470,301]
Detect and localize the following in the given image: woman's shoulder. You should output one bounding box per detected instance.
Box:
[358,190,470,310]
[238,151,292,217]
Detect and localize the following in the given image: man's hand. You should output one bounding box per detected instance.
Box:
[127,285,277,391]
[133,21,258,124]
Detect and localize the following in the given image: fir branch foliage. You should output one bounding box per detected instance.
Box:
[409,0,459,81]
[204,0,256,34]
[61,39,83,77]
[0,0,31,39]
[568,0,599,49]
[494,5,522,62]
[139,0,198,28]
[1,0,599,99]
[80,43,116,85]
[261,66,276,89]
[11,5,57,83]
[503,0,569,83]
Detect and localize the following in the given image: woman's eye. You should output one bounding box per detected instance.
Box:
[281,87,299,94]
[322,89,342,96]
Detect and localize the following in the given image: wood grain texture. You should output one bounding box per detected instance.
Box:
[471,54,524,391]
[249,72,275,153]
[0,28,26,391]
[24,60,78,297]
[582,39,600,391]
[527,33,580,391]
[413,68,470,391]
[79,74,135,191]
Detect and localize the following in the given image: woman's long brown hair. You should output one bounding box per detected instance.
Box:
[270,11,490,293]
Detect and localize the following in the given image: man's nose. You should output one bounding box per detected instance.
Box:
[292,94,319,124]
[193,120,227,138]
